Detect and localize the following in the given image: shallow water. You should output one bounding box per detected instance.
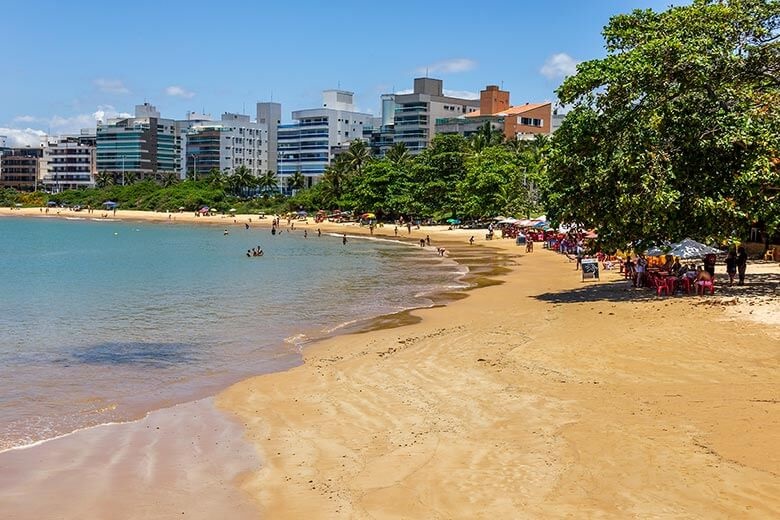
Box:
[0,217,466,450]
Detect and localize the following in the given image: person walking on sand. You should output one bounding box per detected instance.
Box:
[469,236,474,245]
[394,226,398,237]
[425,235,431,246]
[725,249,737,286]
[736,246,748,285]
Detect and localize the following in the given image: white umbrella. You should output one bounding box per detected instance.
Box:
[497,217,518,225]
[668,238,722,259]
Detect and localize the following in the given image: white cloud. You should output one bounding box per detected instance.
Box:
[394,88,414,95]
[0,128,47,147]
[443,89,479,100]
[94,78,130,94]
[165,85,195,99]
[417,58,477,75]
[4,105,131,140]
[540,53,579,79]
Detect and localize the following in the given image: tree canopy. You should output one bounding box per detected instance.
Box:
[546,0,780,248]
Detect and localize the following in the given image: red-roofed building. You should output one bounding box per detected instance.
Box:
[436,85,562,140]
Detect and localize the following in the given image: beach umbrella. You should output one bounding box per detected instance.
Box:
[199,206,209,213]
[297,210,308,216]
[361,212,376,219]
[102,201,118,208]
[668,238,723,259]
[209,207,217,212]
[445,218,461,225]
[497,217,518,225]
[533,221,547,228]
[492,215,507,221]
[645,245,668,257]
[228,208,236,213]
[47,201,57,207]
[178,206,186,210]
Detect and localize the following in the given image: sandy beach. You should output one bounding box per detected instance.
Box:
[1,206,779,518]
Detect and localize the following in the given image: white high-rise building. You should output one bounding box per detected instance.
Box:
[277,90,371,191]
[42,132,96,192]
[185,113,268,177]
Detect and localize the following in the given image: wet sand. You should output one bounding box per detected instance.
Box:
[0,399,260,520]
[1,206,778,518]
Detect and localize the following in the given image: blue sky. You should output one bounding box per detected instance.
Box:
[1,0,683,146]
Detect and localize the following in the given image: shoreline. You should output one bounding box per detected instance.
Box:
[1,207,778,517]
[0,210,478,454]
[0,210,503,519]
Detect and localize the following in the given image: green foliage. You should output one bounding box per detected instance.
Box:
[546,0,780,248]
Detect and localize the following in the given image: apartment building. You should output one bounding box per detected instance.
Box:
[96,103,184,181]
[257,102,281,174]
[436,85,558,141]
[391,78,480,153]
[0,147,45,190]
[277,90,371,190]
[185,113,268,177]
[41,132,96,192]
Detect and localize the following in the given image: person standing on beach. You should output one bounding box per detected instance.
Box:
[737,246,748,285]
[394,226,398,236]
[317,228,321,237]
[469,236,474,245]
[426,235,431,246]
[407,222,412,234]
[725,250,737,286]
[342,233,348,245]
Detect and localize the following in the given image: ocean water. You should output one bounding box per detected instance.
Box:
[0,216,466,451]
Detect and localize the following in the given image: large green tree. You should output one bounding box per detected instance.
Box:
[546,0,780,249]
[409,134,469,217]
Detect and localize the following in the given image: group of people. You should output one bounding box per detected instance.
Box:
[622,246,748,289]
[246,247,264,257]
[725,247,749,286]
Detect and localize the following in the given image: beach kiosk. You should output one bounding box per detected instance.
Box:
[581,258,599,281]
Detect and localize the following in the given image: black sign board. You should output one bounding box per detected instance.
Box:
[581,259,599,280]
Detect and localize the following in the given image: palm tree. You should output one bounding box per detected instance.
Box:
[160,171,179,187]
[287,170,306,193]
[123,171,138,185]
[385,142,410,168]
[257,170,279,197]
[206,168,228,190]
[320,155,350,201]
[469,122,504,155]
[344,139,371,175]
[95,171,114,189]
[231,165,256,197]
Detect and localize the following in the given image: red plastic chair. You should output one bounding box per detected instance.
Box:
[696,279,715,295]
[653,275,670,296]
